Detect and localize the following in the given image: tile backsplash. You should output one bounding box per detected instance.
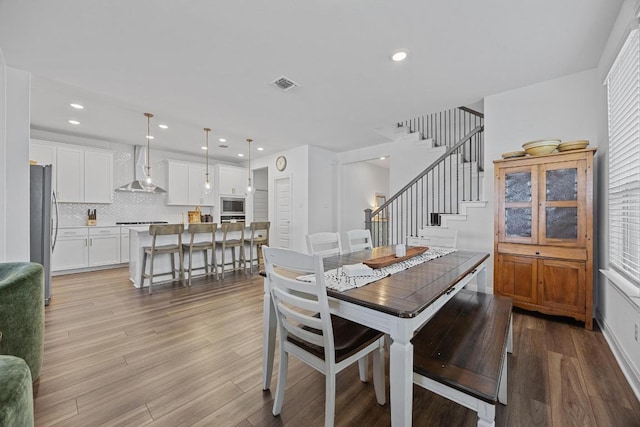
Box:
[57,192,212,226]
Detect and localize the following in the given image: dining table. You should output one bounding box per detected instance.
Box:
[261,245,490,427]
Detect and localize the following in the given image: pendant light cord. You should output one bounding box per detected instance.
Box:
[144,112,154,178]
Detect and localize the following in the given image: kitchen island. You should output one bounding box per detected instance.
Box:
[128,224,256,288]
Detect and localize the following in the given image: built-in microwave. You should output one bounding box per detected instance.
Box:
[221,197,245,215]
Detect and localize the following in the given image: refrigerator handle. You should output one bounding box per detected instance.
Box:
[52,190,59,252]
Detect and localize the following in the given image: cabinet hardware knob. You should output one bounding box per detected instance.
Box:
[535,251,540,255]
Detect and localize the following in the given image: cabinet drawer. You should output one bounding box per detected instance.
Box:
[58,228,89,238]
[497,243,587,261]
[89,227,121,236]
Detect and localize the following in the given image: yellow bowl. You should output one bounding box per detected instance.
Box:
[557,140,589,152]
[501,150,527,159]
[522,140,559,156]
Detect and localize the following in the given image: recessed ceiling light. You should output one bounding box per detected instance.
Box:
[68,120,80,125]
[238,153,244,157]
[146,135,154,140]
[380,156,386,160]
[70,103,84,109]
[201,146,207,150]
[391,50,408,62]
[219,138,227,143]
[257,147,264,151]
[158,124,168,129]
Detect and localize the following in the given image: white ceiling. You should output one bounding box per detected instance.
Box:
[0,0,623,162]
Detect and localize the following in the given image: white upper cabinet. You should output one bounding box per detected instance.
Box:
[30,140,114,204]
[166,161,189,205]
[166,160,214,206]
[84,150,113,203]
[30,140,57,192]
[56,146,85,202]
[215,164,247,196]
[30,140,57,165]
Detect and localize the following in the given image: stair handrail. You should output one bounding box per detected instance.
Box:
[458,106,484,119]
[365,124,484,230]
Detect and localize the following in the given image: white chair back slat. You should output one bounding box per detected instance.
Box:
[346,229,373,252]
[306,232,343,257]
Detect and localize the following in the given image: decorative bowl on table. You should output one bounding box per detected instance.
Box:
[501,150,527,159]
[557,140,589,152]
[522,139,560,156]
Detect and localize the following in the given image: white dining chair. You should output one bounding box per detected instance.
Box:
[306,232,343,257]
[346,229,373,253]
[262,246,385,427]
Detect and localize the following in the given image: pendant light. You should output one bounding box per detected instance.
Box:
[246,138,253,193]
[143,112,154,189]
[203,127,212,194]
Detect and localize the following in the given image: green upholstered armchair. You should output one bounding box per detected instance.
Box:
[0,262,45,382]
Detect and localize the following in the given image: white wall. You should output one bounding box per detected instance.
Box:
[1,64,31,262]
[340,161,389,233]
[250,145,310,252]
[308,145,338,235]
[0,56,5,261]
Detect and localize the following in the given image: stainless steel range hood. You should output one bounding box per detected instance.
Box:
[115,145,167,193]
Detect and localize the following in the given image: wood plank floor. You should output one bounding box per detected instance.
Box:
[34,268,640,426]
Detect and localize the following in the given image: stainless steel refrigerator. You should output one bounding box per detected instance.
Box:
[30,164,58,305]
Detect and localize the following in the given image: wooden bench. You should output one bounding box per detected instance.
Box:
[412,289,513,427]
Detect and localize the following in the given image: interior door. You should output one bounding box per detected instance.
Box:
[274,176,291,248]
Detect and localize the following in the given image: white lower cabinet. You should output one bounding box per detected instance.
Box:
[52,228,89,271]
[89,227,121,266]
[52,226,124,271]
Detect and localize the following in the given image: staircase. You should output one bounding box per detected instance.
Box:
[365,107,486,246]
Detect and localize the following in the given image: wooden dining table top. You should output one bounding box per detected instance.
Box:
[263,246,489,319]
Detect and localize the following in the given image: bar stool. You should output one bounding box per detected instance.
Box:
[140,224,185,294]
[182,223,218,286]
[215,222,246,279]
[244,221,270,273]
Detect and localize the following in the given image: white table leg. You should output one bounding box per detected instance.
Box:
[476,263,487,293]
[390,323,413,427]
[262,282,277,390]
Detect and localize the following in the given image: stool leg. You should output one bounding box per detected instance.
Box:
[212,244,218,280]
[221,244,226,280]
[188,247,194,287]
[231,246,237,272]
[249,244,254,273]
[171,254,176,280]
[148,250,155,295]
[241,244,247,274]
[140,252,147,290]
[179,247,185,287]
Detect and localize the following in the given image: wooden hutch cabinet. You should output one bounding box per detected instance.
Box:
[493,148,595,329]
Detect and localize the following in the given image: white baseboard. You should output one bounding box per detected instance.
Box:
[596,312,640,402]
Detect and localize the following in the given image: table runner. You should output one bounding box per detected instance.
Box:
[299,247,457,292]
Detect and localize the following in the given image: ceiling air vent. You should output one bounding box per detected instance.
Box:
[271,76,301,92]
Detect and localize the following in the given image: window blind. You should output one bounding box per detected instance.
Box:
[607,28,640,288]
